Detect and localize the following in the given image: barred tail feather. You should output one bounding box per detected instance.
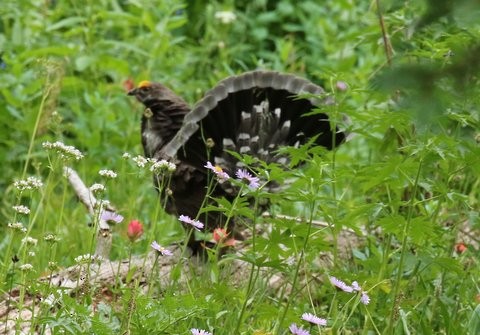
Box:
[166,71,345,174]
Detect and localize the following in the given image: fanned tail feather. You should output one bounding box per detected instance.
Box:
[170,71,345,177]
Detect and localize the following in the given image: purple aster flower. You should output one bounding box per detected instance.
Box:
[100,210,124,224]
[179,215,204,230]
[151,241,173,256]
[235,169,260,190]
[289,323,310,335]
[301,312,327,326]
[329,276,353,293]
[330,277,372,305]
[351,281,361,292]
[191,329,212,335]
[205,161,229,183]
[361,292,370,305]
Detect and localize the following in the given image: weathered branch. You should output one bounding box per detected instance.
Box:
[63,166,114,259]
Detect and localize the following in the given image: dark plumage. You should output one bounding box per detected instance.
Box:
[128,71,345,249]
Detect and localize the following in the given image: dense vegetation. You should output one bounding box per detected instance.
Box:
[0,0,479,334]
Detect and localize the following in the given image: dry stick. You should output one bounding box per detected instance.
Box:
[63,166,113,259]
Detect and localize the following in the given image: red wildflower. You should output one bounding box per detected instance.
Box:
[455,242,467,254]
[123,78,135,92]
[127,220,144,242]
[212,228,236,247]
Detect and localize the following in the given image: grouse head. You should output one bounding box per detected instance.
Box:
[127,81,186,107]
[128,80,191,158]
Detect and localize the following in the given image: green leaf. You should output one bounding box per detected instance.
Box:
[75,56,95,72]
[468,304,480,335]
[46,17,87,32]
[432,257,463,274]
[378,215,406,237]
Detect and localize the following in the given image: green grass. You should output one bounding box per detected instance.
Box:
[1,1,479,334]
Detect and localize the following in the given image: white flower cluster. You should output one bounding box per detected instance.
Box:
[96,199,110,211]
[128,154,176,173]
[132,155,148,168]
[98,169,117,179]
[22,236,38,246]
[13,205,30,215]
[215,10,237,24]
[13,177,43,191]
[44,234,59,243]
[74,253,104,264]
[150,159,176,173]
[90,183,106,193]
[19,263,34,272]
[42,141,84,161]
[7,222,27,233]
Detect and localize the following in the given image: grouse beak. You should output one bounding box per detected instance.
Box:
[127,88,137,96]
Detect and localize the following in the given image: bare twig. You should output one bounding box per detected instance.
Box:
[375,0,393,66]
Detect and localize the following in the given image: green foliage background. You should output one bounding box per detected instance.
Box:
[0,0,479,334]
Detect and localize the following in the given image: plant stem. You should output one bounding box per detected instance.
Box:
[22,85,51,178]
[233,194,260,335]
[386,160,423,333]
[276,200,316,334]
[375,0,393,66]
